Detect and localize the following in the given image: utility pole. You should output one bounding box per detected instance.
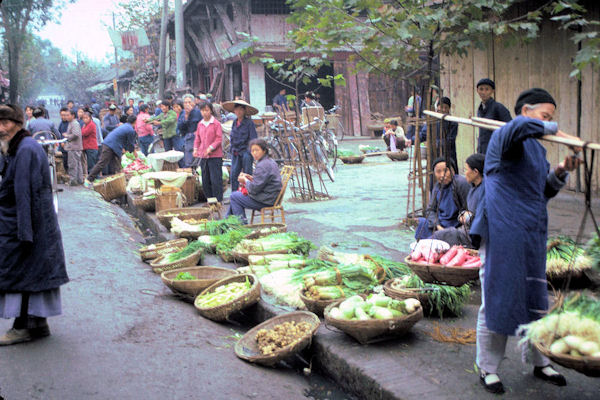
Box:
[158,0,168,99]
[174,0,186,90]
[112,12,120,102]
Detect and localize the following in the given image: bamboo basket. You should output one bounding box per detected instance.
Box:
[339,155,365,164]
[93,173,127,201]
[194,274,261,321]
[156,207,212,229]
[155,186,186,214]
[149,249,203,274]
[323,298,423,344]
[234,311,321,366]
[299,291,341,318]
[383,279,432,304]
[404,251,480,287]
[180,175,196,206]
[161,266,238,300]
[534,342,600,378]
[244,223,287,240]
[139,238,188,262]
[387,151,409,161]
[132,194,156,212]
[162,161,179,171]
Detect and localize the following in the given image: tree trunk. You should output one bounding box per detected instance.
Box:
[8,38,19,104]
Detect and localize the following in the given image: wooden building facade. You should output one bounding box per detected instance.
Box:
[440,3,600,192]
[170,0,412,136]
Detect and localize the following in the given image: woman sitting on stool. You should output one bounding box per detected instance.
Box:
[226,139,282,224]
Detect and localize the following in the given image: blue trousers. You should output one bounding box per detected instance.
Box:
[183,133,195,168]
[163,135,183,152]
[415,217,433,240]
[226,191,271,224]
[230,150,253,191]
[138,135,154,156]
[200,157,223,202]
[84,149,98,173]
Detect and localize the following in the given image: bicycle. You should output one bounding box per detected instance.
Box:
[325,105,345,141]
[32,130,67,215]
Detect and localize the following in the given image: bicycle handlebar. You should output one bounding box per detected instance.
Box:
[37,139,67,146]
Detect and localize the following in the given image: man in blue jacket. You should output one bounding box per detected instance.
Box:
[476,78,512,154]
[85,114,137,185]
[177,94,201,167]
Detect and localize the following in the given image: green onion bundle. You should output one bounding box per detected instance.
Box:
[233,232,315,256]
[546,236,592,277]
[213,227,252,255]
[163,241,205,263]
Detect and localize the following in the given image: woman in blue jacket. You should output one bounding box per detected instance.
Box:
[222,100,258,191]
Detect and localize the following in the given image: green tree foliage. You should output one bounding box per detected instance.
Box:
[0,0,72,103]
[287,0,599,81]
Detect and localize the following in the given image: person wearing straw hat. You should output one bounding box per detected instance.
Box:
[0,104,68,345]
[222,99,258,192]
[470,88,582,394]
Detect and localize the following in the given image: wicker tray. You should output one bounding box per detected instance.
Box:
[339,155,365,164]
[534,342,600,378]
[161,266,238,299]
[230,249,291,264]
[404,253,480,287]
[194,274,261,321]
[234,311,321,366]
[157,207,213,229]
[149,249,203,274]
[132,194,156,212]
[387,151,409,161]
[139,238,188,262]
[244,223,287,240]
[383,279,432,304]
[299,291,341,318]
[93,173,127,201]
[323,298,423,344]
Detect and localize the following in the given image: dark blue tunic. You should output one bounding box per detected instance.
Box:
[477,98,512,154]
[230,118,257,155]
[470,116,566,335]
[0,134,68,293]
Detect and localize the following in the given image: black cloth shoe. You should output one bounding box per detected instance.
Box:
[534,365,567,386]
[479,371,505,394]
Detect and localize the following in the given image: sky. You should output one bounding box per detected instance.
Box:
[38,0,118,64]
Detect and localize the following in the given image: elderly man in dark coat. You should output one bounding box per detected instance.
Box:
[0,104,69,346]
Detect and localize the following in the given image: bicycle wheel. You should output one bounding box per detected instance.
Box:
[336,120,346,141]
[148,136,164,154]
[49,161,59,215]
[222,132,231,155]
[267,143,283,166]
[314,139,335,182]
[326,130,338,168]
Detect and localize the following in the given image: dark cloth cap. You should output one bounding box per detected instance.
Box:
[440,97,451,107]
[0,104,25,125]
[432,156,457,174]
[476,78,495,90]
[514,88,556,115]
[466,153,485,174]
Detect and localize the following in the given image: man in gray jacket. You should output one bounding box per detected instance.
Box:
[63,110,84,186]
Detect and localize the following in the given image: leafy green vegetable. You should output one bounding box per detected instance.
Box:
[165,241,205,262]
[214,227,252,255]
[204,216,244,235]
[338,150,358,157]
[174,272,196,281]
[233,232,315,256]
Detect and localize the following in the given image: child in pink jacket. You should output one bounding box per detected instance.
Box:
[193,101,223,201]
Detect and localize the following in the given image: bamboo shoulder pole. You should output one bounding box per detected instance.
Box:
[423,110,600,151]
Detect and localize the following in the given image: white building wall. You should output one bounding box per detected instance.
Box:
[248,62,266,113]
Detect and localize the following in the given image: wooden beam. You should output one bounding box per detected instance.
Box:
[213,3,237,45]
[185,27,210,64]
[198,23,223,62]
[184,39,200,66]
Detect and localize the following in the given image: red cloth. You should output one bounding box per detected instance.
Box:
[81,121,98,150]
[135,112,154,137]
[194,117,223,158]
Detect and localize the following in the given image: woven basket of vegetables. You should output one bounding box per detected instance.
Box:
[139,238,188,262]
[300,291,342,318]
[157,207,213,229]
[230,233,315,264]
[231,249,290,264]
[194,274,261,322]
[244,223,288,240]
[339,155,365,164]
[149,241,205,273]
[234,311,321,366]
[132,194,156,212]
[324,294,423,344]
[404,247,480,287]
[387,151,409,161]
[218,249,236,263]
[161,266,238,300]
[383,279,431,304]
[93,173,127,201]
[520,292,600,378]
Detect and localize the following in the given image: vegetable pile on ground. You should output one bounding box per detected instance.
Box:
[297,261,381,300]
[546,236,592,278]
[358,145,380,154]
[157,241,205,265]
[171,215,243,236]
[232,233,314,256]
[173,271,196,281]
[586,232,600,272]
[256,321,313,355]
[328,294,421,321]
[338,150,359,157]
[389,274,471,316]
[214,227,252,256]
[239,254,308,277]
[520,292,600,358]
[195,277,252,308]
[409,240,481,268]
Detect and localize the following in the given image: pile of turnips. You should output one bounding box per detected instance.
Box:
[409,239,481,268]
